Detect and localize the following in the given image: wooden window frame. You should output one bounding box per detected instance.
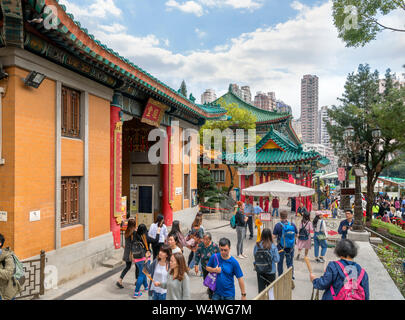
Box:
[211,170,225,183]
[61,86,81,138]
[61,177,81,228]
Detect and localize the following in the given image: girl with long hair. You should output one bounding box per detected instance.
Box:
[133,224,152,298]
[148,214,168,259]
[187,215,204,268]
[153,252,190,300]
[116,218,137,289]
[296,211,313,260]
[253,228,280,293]
[168,220,187,249]
[144,244,172,300]
[313,212,328,263]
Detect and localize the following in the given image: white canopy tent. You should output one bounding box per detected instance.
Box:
[241,180,315,198]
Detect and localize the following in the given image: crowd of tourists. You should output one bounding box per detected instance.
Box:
[372,195,405,223]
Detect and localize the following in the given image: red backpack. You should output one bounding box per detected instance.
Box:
[330,261,366,300]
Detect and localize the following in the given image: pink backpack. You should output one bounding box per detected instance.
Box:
[330,261,366,300]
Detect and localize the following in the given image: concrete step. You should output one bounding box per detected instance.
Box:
[100,259,124,269]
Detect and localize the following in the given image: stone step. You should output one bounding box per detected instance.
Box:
[369,237,383,245]
[100,259,124,269]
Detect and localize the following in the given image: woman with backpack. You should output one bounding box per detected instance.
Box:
[144,244,172,300]
[310,239,369,300]
[153,252,191,300]
[296,211,313,261]
[187,215,204,268]
[313,212,328,263]
[148,215,168,259]
[253,228,280,293]
[116,218,137,289]
[133,224,152,298]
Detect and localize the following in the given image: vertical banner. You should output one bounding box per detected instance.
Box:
[141,98,168,127]
[114,121,123,225]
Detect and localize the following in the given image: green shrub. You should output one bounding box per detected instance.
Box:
[371,219,405,238]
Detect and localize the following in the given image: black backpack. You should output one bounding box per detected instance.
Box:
[131,240,145,260]
[298,222,310,241]
[254,243,273,274]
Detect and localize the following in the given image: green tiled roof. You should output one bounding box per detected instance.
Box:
[24,0,226,121]
[215,91,291,124]
[224,128,325,166]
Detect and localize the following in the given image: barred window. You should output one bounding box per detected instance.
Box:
[62,86,81,138]
[211,170,225,183]
[61,177,80,227]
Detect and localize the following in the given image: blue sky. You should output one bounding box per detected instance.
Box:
[59,0,405,118]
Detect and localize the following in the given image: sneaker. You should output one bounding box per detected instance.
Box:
[237,255,245,259]
[296,254,300,260]
[143,286,149,292]
[133,292,142,299]
[315,258,320,263]
[242,254,248,258]
[116,281,124,289]
[319,257,325,263]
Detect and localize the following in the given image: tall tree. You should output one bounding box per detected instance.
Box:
[179,80,187,97]
[332,0,405,47]
[200,97,259,195]
[326,64,405,222]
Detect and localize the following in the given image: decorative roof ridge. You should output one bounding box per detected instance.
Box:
[34,0,226,118]
[226,90,291,119]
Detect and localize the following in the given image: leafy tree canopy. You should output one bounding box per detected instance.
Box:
[332,0,405,47]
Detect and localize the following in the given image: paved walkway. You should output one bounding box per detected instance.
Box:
[41,205,404,300]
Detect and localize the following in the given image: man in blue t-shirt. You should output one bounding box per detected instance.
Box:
[206,237,246,300]
[272,210,298,281]
[338,209,354,239]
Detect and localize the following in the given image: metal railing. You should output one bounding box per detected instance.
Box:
[15,250,46,300]
[365,226,405,259]
[253,267,293,300]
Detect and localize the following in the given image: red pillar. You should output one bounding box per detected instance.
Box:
[162,126,173,227]
[259,173,264,209]
[241,175,246,202]
[110,106,121,249]
[249,174,254,203]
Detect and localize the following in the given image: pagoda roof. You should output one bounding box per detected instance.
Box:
[9,0,226,121]
[214,91,291,124]
[224,128,328,167]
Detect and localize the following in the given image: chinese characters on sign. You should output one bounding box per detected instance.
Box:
[141,98,168,127]
[338,167,346,182]
[114,122,123,224]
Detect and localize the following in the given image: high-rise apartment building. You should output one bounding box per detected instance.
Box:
[318,106,331,147]
[301,75,319,144]
[276,100,292,114]
[292,118,302,141]
[254,91,277,111]
[241,86,252,104]
[230,83,243,99]
[201,89,217,104]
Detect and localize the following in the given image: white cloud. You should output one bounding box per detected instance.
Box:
[195,28,207,38]
[166,0,264,16]
[98,23,127,34]
[165,0,204,17]
[57,1,405,119]
[58,0,122,19]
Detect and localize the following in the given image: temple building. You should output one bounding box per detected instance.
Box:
[0,0,226,284]
[203,86,329,211]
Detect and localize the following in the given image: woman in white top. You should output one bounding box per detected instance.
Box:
[148,215,168,259]
[147,244,171,300]
[313,212,329,263]
[154,252,191,300]
[167,233,182,254]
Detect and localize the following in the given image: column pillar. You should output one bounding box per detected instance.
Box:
[110,105,122,249]
[162,126,173,227]
[241,174,246,202]
[259,173,264,209]
[249,174,254,203]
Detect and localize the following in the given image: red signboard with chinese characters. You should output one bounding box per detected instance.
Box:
[114,122,123,223]
[338,167,346,181]
[141,98,168,127]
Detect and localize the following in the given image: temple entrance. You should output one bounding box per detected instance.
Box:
[122,118,161,227]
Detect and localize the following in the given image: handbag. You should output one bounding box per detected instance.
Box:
[316,220,327,241]
[203,254,220,291]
